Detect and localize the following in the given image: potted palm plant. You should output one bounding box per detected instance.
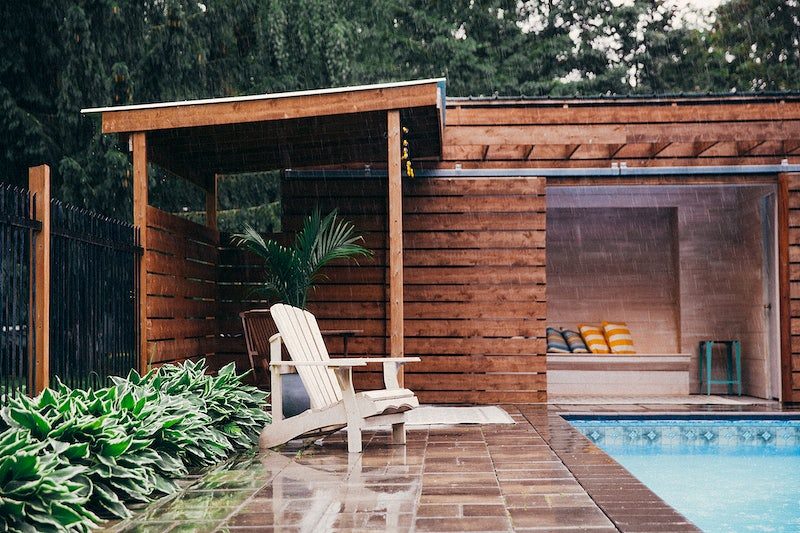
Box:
[233,208,372,416]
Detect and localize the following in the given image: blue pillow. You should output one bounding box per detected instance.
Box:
[563,329,589,353]
[546,327,570,353]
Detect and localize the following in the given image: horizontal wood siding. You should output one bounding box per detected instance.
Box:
[145,207,219,366]
[278,176,547,403]
[440,100,800,169]
[786,174,800,402]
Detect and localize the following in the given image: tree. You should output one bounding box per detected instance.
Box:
[709,0,800,92]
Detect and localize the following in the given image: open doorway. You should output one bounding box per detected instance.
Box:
[546,182,781,399]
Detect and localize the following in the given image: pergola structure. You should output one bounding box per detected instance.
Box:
[83,79,447,380]
[83,81,800,405]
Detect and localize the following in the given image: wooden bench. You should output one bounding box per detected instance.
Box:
[547,353,691,395]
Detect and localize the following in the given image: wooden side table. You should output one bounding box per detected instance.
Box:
[698,340,742,396]
[320,329,362,357]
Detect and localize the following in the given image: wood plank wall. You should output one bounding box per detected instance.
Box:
[278,175,547,404]
[402,177,547,403]
[441,99,800,169]
[786,174,800,401]
[144,207,219,367]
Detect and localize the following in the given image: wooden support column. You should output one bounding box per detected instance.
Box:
[132,133,149,373]
[29,165,50,394]
[387,111,404,384]
[206,174,218,230]
[778,173,792,402]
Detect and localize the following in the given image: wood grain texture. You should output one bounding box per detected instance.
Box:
[144,207,219,366]
[132,133,148,373]
[440,99,800,168]
[28,165,50,393]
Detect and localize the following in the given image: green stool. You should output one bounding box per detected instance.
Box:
[698,340,742,396]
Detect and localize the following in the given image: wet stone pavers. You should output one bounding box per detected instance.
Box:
[107,405,718,532]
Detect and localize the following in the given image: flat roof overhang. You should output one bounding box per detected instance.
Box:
[82,78,446,187]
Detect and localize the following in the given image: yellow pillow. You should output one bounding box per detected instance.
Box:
[602,321,636,354]
[578,324,610,354]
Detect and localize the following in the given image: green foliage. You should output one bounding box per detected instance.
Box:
[0,427,99,533]
[233,208,373,308]
[1,1,799,215]
[0,359,269,531]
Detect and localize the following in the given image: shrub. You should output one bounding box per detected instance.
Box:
[0,359,269,531]
[0,426,100,532]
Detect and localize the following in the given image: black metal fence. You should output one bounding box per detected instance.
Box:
[50,200,140,390]
[0,184,39,402]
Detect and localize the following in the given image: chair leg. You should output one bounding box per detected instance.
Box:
[347,424,363,453]
[392,422,406,445]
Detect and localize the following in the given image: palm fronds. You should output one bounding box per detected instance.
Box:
[232,208,372,308]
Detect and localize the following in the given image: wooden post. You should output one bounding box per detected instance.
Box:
[387,111,404,384]
[206,174,218,230]
[778,173,792,402]
[132,133,149,374]
[29,165,50,394]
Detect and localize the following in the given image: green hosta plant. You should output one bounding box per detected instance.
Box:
[0,427,99,533]
[139,359,270,450]
[0,359,270,531]
[233,208,372,308]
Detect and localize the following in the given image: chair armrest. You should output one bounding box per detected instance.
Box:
[269,360,367,368]
[352,357,421,365]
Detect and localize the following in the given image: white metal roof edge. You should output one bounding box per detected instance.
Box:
[81,78,447,114]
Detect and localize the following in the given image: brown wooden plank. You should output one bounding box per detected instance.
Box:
[405,195,545,214]
[147,296,217,319]
[147,318,218,340]
[404,319,543,338]
[388,110,404,366]
[446,121,800,146]
[102,82,441,133]
[147,206,219,244]
[404,283,545,303]
[29,165,51,393]
[147,229,219,264]
[133,133,148,373]
[146,273,217,299]
[416,390,547,404]
[785,174,799,401]
[404,230,545,249]
[146,251,217,280]
[447,102,800,126]
[405,267,545,285]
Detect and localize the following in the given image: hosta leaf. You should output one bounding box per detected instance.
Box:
[100,436,133,457]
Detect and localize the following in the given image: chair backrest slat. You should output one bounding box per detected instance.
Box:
[240,309,278,379]
[270,303,343,409]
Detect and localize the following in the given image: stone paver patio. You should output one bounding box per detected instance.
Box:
[110,402,792,532]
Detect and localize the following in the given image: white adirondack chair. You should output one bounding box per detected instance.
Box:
[260,303,420,453]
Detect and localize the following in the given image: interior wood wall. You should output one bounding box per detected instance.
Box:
[547,184,773,397]
[144,207,219,367]
[547,208,679,354]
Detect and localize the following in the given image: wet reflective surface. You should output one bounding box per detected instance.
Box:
[107,403,795,532]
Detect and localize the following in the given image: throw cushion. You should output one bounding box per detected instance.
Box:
[563,329,589,353]
[602,321,636,354]
[578,324,611,354]
[546,327,570,353]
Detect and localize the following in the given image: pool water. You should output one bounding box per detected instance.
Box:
[567,416,800,533]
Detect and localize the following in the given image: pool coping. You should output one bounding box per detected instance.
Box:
[533,407,800,532]
[520,406,703,532]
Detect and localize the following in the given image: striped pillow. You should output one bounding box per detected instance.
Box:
[563,329,589,354]
[546,327,570,353]
[602,321,636,354]
[578,324,610,354]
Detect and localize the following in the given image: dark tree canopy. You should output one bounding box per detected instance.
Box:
[1,0,798,221]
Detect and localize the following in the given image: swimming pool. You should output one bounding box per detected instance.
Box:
[567,415,800,533]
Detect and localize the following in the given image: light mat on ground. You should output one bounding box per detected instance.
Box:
[402,405,516,425]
